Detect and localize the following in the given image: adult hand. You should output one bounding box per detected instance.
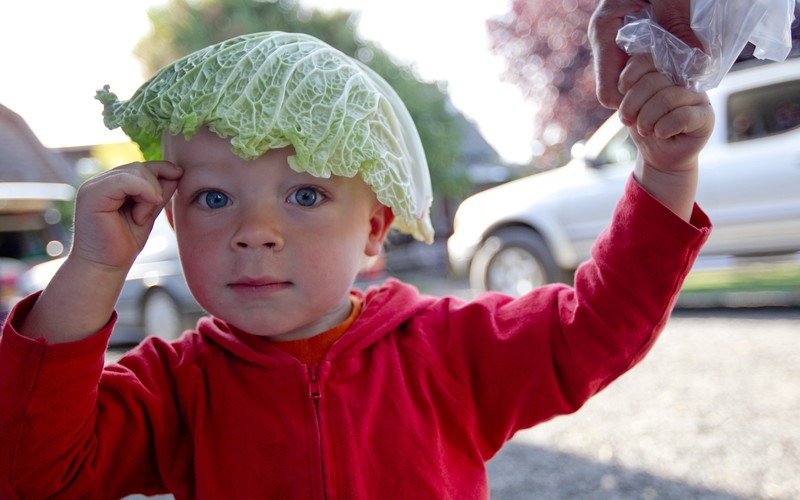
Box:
[589,0,703,110]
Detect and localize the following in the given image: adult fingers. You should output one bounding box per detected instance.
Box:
[651,0,704,51]
[589,0,649,109]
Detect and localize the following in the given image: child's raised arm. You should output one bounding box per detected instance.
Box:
[19,161,183,343]
[617,54,715,221]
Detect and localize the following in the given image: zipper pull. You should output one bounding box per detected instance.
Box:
[308,364,322,400]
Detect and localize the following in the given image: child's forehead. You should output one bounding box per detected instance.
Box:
[163,128,294,174]
[163,128,376,195]
[163,127,244,162]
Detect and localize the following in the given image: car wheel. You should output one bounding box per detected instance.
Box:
[470,227,562,296]
[143,288,184,341]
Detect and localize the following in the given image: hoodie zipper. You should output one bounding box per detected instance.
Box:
[308,364,323,400]
[308,364,328,498]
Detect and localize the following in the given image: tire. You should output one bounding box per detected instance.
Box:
[469,227,563,296]
[142,288,184,341]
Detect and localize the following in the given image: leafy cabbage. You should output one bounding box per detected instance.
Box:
[96,31,434,243]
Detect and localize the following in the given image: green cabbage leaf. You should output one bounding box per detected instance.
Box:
[96,31,434,243]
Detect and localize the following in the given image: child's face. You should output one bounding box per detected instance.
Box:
[163,128,392,341]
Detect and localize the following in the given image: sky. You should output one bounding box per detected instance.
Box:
[0,0,535,164]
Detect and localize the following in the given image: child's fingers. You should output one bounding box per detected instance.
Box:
[128,161,183,204]
[618,54,657,95]
[636,88,710,138]
[81,162,181,220]
[146,161,184,183]
[129,198,159,226]
[126,162,183,225]
[618,71,674,127]
[138,161,183,209]
[652,102,715,140]
[151,161,182,204]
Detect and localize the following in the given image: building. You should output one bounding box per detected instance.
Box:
[0,103,77,185]
[1,103,77,319]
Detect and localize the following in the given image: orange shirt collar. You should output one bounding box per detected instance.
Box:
[270,295,362,365]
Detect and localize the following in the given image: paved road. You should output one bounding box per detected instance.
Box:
[112,276,799,499]
[486,306,800,500]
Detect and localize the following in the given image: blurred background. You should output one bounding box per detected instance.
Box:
[1,0,618,328]
[1,0,799,498]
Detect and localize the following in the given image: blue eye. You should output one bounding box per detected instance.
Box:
[200,191,230,209]
[291,187,320,207]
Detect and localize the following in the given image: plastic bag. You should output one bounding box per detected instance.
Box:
[616,0,796,91]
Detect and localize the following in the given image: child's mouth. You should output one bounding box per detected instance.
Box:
[228,278,292,297]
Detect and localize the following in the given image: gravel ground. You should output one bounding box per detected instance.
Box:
[486,307,800,500]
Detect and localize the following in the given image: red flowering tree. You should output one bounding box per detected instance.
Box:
[487,0,613,168]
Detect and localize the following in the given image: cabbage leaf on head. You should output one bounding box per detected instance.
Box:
[96,31,434,243]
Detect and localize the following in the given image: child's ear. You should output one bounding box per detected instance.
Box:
[364,205,395,257]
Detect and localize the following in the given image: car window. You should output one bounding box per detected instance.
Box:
[593,128,636,166]
[727,79,800,143]
[0,212,69,264]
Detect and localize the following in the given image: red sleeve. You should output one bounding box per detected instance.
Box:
[423,175,712,458]
[0,293,180,499]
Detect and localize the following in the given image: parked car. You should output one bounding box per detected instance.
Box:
[0,182,74,321]
[448,56,800,296]
[17,212,205,344]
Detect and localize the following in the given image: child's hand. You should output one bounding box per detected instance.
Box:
[19,161,183,343]
[618,54,714,173]
[71,161,183,271]
[617,54,714,219]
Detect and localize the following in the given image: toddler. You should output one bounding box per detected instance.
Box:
[0,31,713,499]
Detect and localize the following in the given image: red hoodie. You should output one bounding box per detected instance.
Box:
[0,178,710,499]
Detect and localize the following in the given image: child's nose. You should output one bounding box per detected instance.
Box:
[231,207,285,251]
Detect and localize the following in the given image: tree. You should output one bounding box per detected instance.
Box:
[134,0,469,216]
[487,0,613,169]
